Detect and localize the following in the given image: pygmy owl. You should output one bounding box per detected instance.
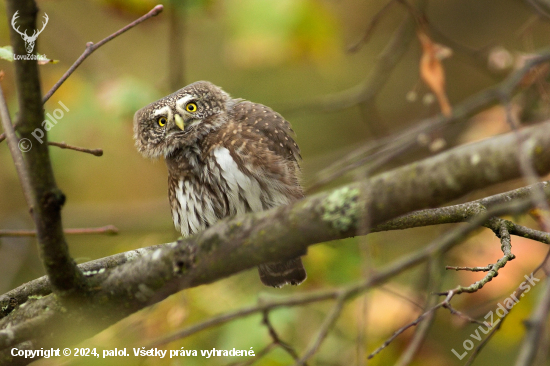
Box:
[133,81,307,287]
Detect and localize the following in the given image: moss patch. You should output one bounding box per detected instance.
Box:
[321,187,360,232]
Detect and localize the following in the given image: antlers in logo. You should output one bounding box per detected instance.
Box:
[11,10,49,54]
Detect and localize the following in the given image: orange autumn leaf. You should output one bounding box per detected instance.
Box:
[418,29,452,116]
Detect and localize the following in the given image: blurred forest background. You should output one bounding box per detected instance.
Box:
[1,0,550,365]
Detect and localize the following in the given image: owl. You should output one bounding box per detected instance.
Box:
[133,81,307,287]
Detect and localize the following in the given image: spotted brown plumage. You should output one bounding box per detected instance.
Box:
[133,81,307,287]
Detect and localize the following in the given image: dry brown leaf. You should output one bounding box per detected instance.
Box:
[418,29,452,116]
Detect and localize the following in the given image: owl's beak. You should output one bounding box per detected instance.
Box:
[174,114,185,130]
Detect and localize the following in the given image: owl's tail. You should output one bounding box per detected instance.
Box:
[258,257,307,288]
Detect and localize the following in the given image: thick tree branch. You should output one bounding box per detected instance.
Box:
[141,197,537,358]
[0,245,161,317]
[5,0,87,299]
[5,180,548,320]
[372,181,550,232]
[1,119,549,363]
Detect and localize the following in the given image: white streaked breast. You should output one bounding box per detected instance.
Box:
[213,147,263,214]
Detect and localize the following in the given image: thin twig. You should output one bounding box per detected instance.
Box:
[369,305,441,359]
[369,200,539,360]
[348,0,399,52]
[442,302,486,327]
[514,268,550,365]
[294,297,345,366]
[503,98,550,233]
[0,195,540,357]
[262,311,302,363]
[393,255,443,366]
[42,5,164,103]
[463,314,506,366]
[465,250,550,366]
[0,225,118,237]
[307,50,550,192]
[526,0,550,20]
[372,181,550,247]
[225,343,276,366]
[368,291,454,359]
[0,85,34,211]
[3,181,548,323]
[147,292,339,348]
[48,141,103,156]
[439,220,515,295]
[284,0,426,116]
[379,285,424,310]
[6,0,89,299]
[446,265,493,272]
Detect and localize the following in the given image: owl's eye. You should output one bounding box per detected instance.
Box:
[186,102,197,113]
[157,117,167,127]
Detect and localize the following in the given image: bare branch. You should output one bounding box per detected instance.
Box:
[0,85,34,211]
[514,274,550,366]
[226,343,276,366]
[0,196,536,362]
[368,292,452,359]
[347,0,400,53]
[0,225,118,237]
[393,255,443,366]
[262,311,302,363]
[123,198,545,354]
[442,302,486,327]
[284,0,426,115]
[439,220,516,295]
[47,141,103,156]
[0,245,162,318]
[42,5,164,103]
[6,0,87,299]
[1,116,550,359]
[2,180,545,322]
[372,181,550,243]
[465,250,550,366]
[294,297,345,365]
[148,291,339,348]
[446,265,494,272]
[308,50,550,192]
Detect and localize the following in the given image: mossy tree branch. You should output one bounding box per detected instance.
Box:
[1,120,550,364]
[2,2,550,364]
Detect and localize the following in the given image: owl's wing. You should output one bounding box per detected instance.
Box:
[231,101,301,163]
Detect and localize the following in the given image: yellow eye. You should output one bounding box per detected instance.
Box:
[186,102,197,113]
[158,116,167,127]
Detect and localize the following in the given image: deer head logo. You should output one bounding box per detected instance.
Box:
[11,11,49,54]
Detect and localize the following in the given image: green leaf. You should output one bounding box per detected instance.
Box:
[0,46,14,62]
[0,45,58,65]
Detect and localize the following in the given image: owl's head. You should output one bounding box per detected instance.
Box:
[133,81,234,159]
